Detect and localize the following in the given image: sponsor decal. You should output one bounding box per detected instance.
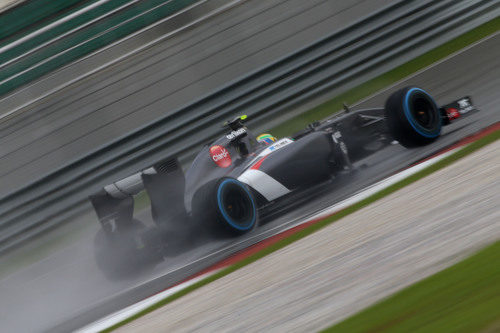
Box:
[457,98,474,114]
[446,107,461,120]
[442,96,476,122]
[209,145,232,168]
[226,128,247,140]
[245,138,294,169]
[259,138,293,156]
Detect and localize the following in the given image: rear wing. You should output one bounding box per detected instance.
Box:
[89,157,186,233]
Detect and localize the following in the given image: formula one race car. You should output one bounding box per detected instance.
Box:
[89,87,477,278]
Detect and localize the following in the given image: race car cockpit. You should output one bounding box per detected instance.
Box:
[223,115,259,157]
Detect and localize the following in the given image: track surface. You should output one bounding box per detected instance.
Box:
[117,138,500,333]
[0,31,498,333]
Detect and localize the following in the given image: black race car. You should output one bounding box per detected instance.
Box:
[89,87,477,278]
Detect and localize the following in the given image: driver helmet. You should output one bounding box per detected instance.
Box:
[256,133,277,145]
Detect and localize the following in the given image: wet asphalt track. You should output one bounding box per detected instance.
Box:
[0,31,497,333]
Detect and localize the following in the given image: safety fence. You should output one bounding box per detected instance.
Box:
[0,0,200,96]
[0,0,91,42]
[0,0,498,253]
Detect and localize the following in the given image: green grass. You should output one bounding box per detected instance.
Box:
[323,240,500,333]
[102,125,499,331]
[270,17,500,137]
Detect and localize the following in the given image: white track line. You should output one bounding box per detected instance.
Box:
[76,145,461,333]
[75,270,220,333]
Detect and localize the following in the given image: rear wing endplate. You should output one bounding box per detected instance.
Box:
[89,157,186,232]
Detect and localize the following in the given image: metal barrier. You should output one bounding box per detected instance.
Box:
[0,0,498,252]
[0,0,87,40]
[0,0,200,96]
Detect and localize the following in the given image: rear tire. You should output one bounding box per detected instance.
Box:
[385,87,441,147]
[191,178,258,236]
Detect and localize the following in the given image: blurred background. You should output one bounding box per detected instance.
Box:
[0,0,498,332]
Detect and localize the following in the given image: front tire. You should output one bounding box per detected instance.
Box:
[191,178,258,235]
[385,87,441,147]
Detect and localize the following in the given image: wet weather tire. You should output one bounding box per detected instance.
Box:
[385,87,441,147]
[191,178,258,235]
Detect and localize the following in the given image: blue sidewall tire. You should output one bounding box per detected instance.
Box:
[403,87,441,138]
[217,179,256,231]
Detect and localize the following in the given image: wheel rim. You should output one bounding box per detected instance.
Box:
[411,96,436,130]
[403,88,441,138]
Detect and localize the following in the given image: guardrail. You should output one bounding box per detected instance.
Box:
[0,0,200,97]
[0,0,89,41]
[0,0,138,64]
[0,0,498,253]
